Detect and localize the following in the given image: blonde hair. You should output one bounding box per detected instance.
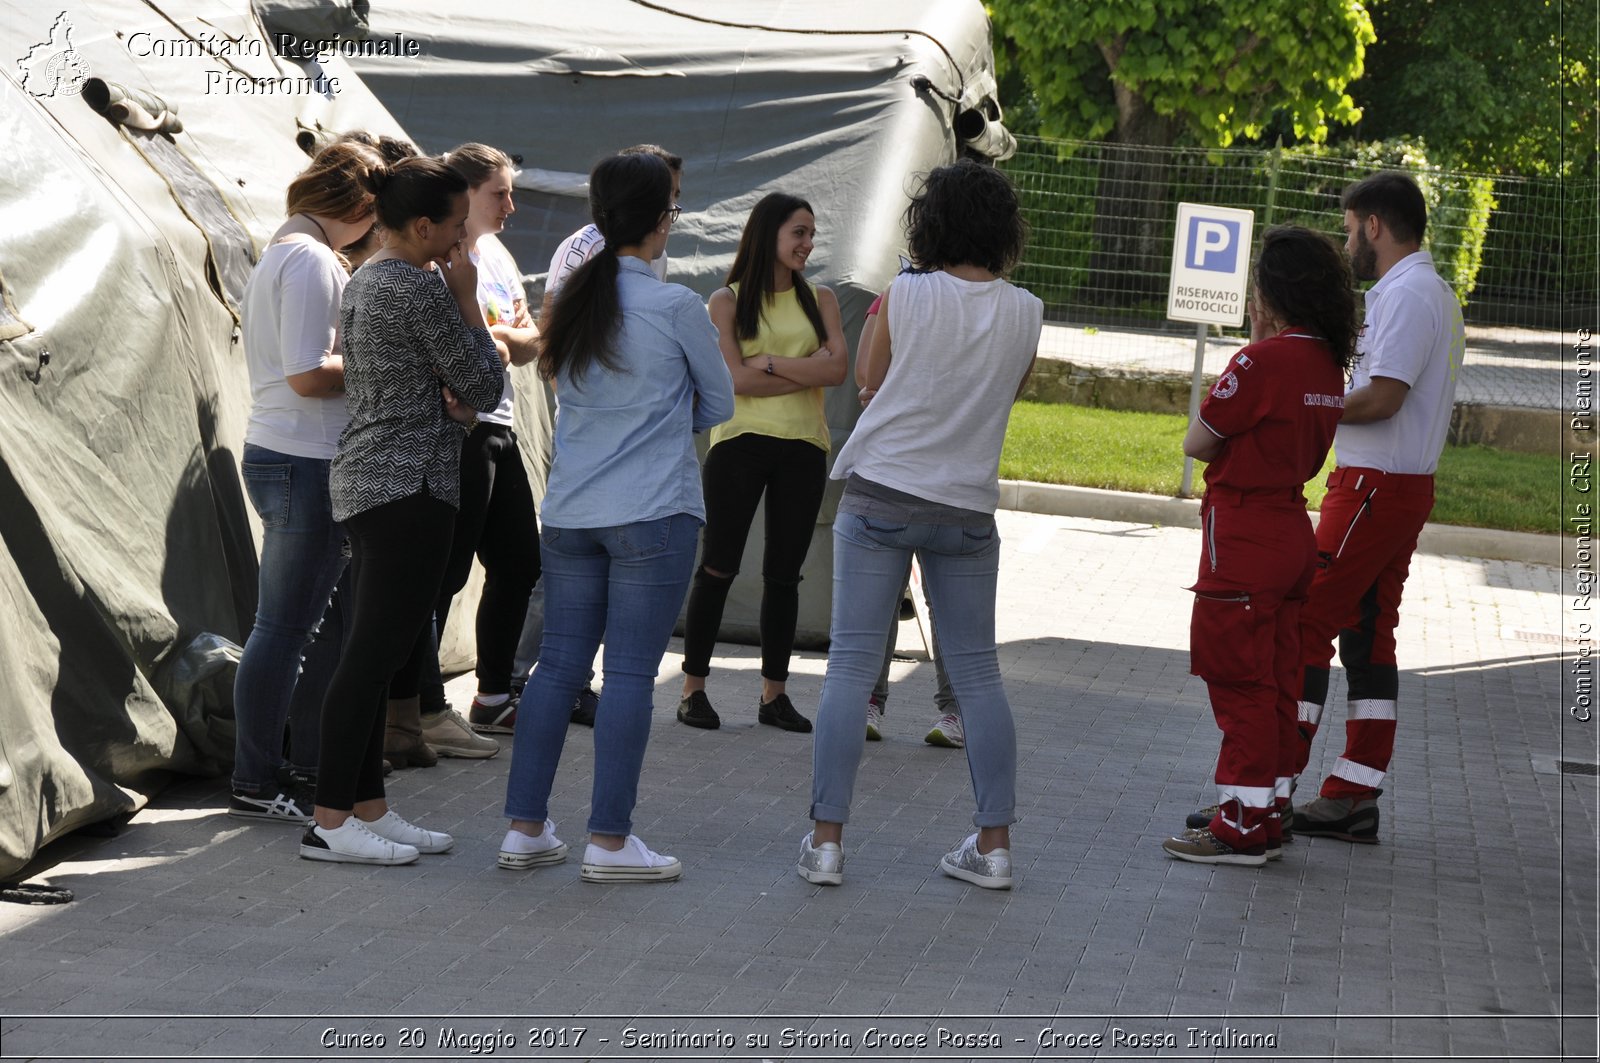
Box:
[286,140,384,224]
[443,142,516,188]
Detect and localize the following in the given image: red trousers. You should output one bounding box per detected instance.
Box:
[1190,489,1316,848]
[1294,467,1434,799]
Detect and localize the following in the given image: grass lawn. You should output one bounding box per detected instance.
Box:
[1000,402,1560,535]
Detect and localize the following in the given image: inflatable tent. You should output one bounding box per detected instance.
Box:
[0,0,405,878]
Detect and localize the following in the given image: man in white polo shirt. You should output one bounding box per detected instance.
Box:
[1291,172,1466,843]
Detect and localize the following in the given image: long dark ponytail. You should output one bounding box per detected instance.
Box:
[1253,225,1360,375]
[539,153,672,386]
[725,192,826,345]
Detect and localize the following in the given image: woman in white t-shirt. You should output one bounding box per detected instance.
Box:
[379,143,543,766]
[800,160,1042,891]
[231,140,382,823]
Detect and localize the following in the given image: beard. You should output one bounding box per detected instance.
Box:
[1350,229,1379,282]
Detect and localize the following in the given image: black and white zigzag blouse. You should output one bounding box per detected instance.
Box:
[330,257,504,522]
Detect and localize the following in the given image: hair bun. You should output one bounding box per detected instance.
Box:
[359,162,392,196]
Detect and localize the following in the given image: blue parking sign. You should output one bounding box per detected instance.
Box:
[1185,216,1241,272]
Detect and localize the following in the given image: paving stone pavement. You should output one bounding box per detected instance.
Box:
[1,510,1594,1063]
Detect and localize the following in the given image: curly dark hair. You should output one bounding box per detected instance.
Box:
[904,159,1028,274]
[1252,225,1360,374]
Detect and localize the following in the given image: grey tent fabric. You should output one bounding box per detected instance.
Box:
[350,0,1011,646]
[0,0,405,878]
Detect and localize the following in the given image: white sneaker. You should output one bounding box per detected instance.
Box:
[498,821,569,869]
[360,810,453,854]
[300,818,419,865]
[580,834,682,883]
[865,700,885,741]
[925,712,965,748]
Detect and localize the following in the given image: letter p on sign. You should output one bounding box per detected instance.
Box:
[1186,217,1240,272]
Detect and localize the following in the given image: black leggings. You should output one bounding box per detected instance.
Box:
[390,422,541,700]
[317,491,455,810]
[682,433,826,682]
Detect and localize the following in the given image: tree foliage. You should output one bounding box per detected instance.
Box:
[987,0,1376,147]
[1345,0,1594,174]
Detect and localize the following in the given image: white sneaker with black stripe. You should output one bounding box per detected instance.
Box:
[299,818,419,865]
[228,788,311,823]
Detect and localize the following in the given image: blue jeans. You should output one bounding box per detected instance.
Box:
[232,444,346,793]
[811,512,1016,828]
[504,513,699,835]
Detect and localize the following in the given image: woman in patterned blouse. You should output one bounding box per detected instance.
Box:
[300,157,506,866]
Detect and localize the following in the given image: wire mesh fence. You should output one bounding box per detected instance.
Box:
[1001,136,1595,410]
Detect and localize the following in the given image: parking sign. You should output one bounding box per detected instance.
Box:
[1167,203,1254,327]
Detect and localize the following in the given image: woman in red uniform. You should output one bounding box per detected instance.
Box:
[1163,225,1358,867]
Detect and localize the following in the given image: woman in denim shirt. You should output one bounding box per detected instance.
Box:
[500,152,734,882]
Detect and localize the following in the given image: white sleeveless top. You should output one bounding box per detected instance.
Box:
[831,269,1042,513]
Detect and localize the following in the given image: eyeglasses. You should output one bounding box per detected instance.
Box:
[667,205,682,222]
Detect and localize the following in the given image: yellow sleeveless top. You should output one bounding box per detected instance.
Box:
[709,282,831,453]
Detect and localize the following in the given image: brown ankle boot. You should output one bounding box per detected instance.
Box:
[384,696,437,768]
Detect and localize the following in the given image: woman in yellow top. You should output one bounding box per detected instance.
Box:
[678,193,847,732]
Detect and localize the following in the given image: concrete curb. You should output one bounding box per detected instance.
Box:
[998,479,1562,566]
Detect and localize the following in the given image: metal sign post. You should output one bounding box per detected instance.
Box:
[1180,321,1209,497]
[1166,202,1255,498]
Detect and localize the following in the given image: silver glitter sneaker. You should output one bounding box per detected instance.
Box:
[796,831,843,886]
[939,832,1012,889]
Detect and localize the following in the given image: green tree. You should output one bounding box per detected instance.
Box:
[988,0,1376,146]
[1346,0,1593,174]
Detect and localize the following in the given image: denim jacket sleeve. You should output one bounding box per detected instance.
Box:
[413,271,504,412]
[678,293,735,431]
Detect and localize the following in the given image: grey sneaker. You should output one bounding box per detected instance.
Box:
[865,700,885,741]
[796,832,843,886]
[421,707,502,758]
[1294,794,1380,843]
[939,832,1012,889]
[924,713,965,748]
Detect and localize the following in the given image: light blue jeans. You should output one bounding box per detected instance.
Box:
[504,513,699,836]
[811,511,1016,828]
[232,444,346,793]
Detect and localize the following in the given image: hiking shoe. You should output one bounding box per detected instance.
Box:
[570,686,599,727]
[299,818,418,865]
[1161,827,1267,867]
[1294,794,1380,843]
[758,693,812,733]
[468,694,519,734]
[865,699,885,741]
[498,820,568,869]
[361,810,453,854]
[676,690,720,730]
[228,788,311,823]
[580,834,682,883]
[796,831,844,886]
[421,707,501,758]
[924,713,965,748]
[939,832,1012,889]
